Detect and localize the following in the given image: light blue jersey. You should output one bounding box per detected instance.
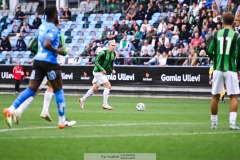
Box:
[34,22,59,64]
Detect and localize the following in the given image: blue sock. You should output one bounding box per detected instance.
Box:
[55,89,65,117]
[12,88,35,109]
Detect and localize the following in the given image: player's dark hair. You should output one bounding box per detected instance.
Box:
[43,6,57,20]
[222,12,235,25]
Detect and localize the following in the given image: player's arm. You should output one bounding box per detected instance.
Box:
[110,53,116,74]
[95,51,105,72]
[44,28,65,56]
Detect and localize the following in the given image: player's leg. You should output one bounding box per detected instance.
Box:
[224,71,240,130]
[78,83,99,109]
[3,61,45,127]
[102,81,112,110]
[78,71,100,109]
[40,80,53,122]
[210,71,224,129]
[47,69,76,129]
[3,79,42,127]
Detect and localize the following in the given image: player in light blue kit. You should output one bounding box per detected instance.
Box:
[3,6,76,129]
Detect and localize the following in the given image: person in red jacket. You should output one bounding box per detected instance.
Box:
[13,62,25,94]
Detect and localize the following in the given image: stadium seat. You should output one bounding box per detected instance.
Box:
[80,58,89,65]
[11,36,18,48]
[12,51,19,58]
[78,46,85,53]
[24,36,32,45]
[72,36,81,44]
[23,51,31,58]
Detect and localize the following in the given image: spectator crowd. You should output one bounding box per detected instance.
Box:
[0,0,240,66]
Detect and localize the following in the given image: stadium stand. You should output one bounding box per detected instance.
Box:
[0,1,239,65]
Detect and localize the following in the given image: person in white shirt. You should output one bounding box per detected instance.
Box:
[140,40,155,56]
[159,33,169,46]
[144,51,167,66]
[157,18,166,36]
[140,19,151,32]
[96,41,106,55]
[118,35,131,51]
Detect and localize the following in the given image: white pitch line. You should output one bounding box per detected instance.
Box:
[0,122,208,133]
[0,132,239,140]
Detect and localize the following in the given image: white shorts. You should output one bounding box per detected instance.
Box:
[212,70,239,95]
[39,76,48,89]
[92,71,109,86]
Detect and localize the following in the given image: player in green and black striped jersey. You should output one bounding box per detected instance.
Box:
[78,40,116,110]
[207,12,240,130]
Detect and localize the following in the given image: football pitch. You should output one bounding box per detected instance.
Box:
[0,94,240,160]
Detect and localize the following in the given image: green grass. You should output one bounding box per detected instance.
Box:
[0,94,240,160]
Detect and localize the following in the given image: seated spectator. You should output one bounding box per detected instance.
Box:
[85,0,95,13]
[118,35,131,52]
[183,49,199,66]
[145,51,167,66]
[135,4,145,20]
[146,25,157,41]
[114,52,124,65]
[166,50,175,65]
[207,17,217,30]
[122,0,130,14]
[182,3,189,15]
[139,49,151,65]
[61,6,71,20]
[129,20,139,35]
[159,33,169,47]
[30,12,42,29]
[190,32,203,49]
[82,44,92,56]
[181,17,192,33]
[179,25,191,44]
[172,44,179,57]
[0,36,11,51]
[113,20,120,33]
[144,3,154,20]
[150,33,159,50]
[110,0,120,13]
[58,7,64,19]
[140,40,155,57]
[167,17,175,33]
[87,51,96,65]
[161,41,173,54]
[20,21,31,37]
[174,3,183,17]
[93,0,103,14]
[130,36,140,51]
[11,6,26,23]
[132,25,143,40]
[175,48,186,66]
[104,0,112,13]
[131,50,140,65]
[141,26,148,42]
[157,19,166,36]
[106,26,118,43]
[198,49,209,66]
[201,25,209,40]
[126,5,137,20]
[140,19,151,32]
[118,20,129,36]
[91,41,98,53]
[96,41,106,55]
[13,36,27,51]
